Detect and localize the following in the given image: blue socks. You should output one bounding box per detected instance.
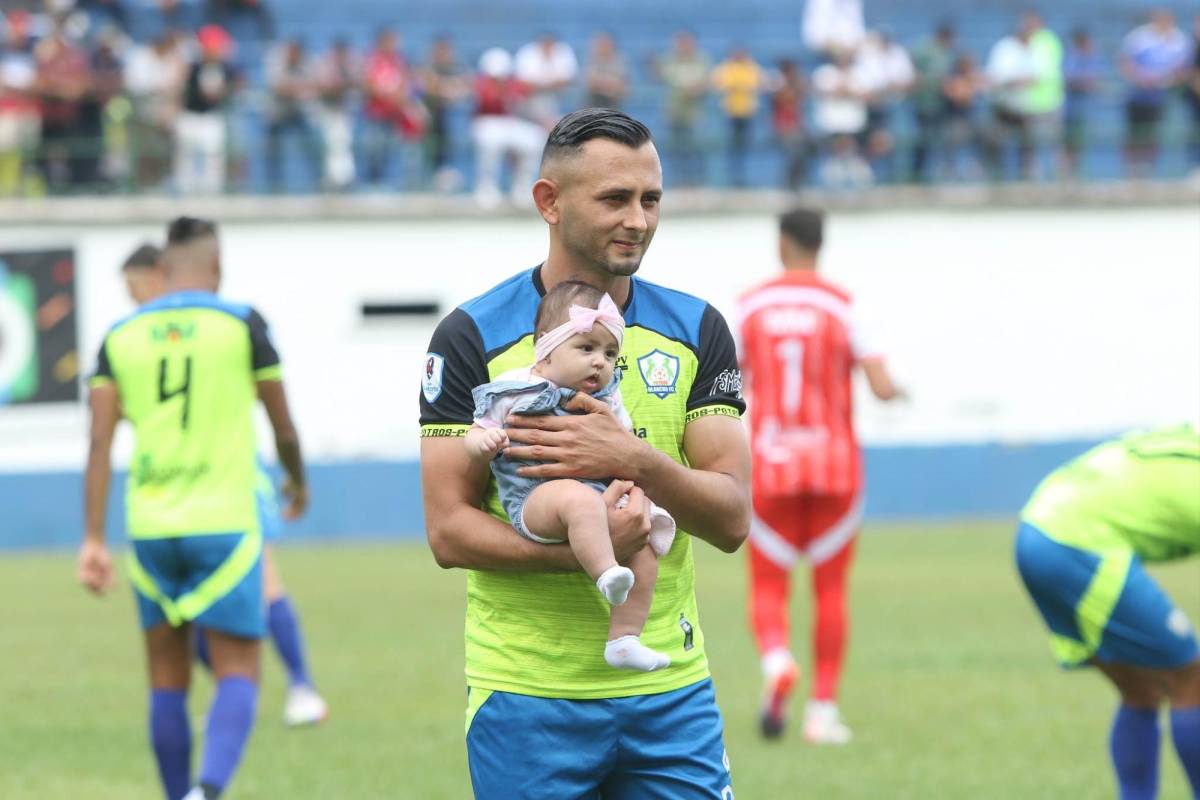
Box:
[268,596,312,688]
[199,676,258,796]
[1171,706,1200,797]
[1110,705,1160,800]
[150,689,192,800]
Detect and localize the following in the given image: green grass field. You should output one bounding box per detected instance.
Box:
[2,521,1197,799]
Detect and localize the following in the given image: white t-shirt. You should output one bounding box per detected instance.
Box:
[802,0,865,54]
[813,63,867,134]
[986,36,1038,114]
[854,42,915,97]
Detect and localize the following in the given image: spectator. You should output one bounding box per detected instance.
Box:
[983,15,1039,180]
[802,0,864,58]
[77,0,129,36]
[89,26,126,189]
[313,37,358,191]
[1026,13,1064,181]
[514,32,577,128]
[1062,28,1101,178]
[33,16,92,192]
[361,27,426,189]
[652,30,709,187]
[853,29,913,182]
[470,47,543,208]
[584,31,629,109]
[1190,15,1200,175]
[769,58,808,190]
[421,34,469,191]
[0,11,41,196]
[812,48,871,188]
[205,0,272,42]
[175,23,236,194]
[124,28,186,189]
[712,46,764,187]
[940,52,986,180]
[909,21,955,182]
[263,39,320,192]
[1119,9,1192,175]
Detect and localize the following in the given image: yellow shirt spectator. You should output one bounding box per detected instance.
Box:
[712,53,765,118]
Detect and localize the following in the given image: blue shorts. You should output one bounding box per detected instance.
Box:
[466,678,734,799]
[1015,522,1198,669]
[129,532,265,640]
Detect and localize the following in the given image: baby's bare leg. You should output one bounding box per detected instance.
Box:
[523,480,634,605]
[604,545,671,672]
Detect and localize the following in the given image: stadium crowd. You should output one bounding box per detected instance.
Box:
[0,0,1197,198]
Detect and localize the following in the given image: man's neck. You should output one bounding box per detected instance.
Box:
[540,249,632,308]
[165,280,213,293]
[782,257,818,273]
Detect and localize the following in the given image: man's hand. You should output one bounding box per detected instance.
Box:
[78,538,115,595]
[465,427,510,459]
[281,479,309,521]
[506,393,647,481]
[602,480,651,563]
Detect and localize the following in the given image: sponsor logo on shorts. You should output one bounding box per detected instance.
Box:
[637,349,679,398]
[422,353,445,403]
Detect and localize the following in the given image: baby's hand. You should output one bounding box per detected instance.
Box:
[473,427,510,457]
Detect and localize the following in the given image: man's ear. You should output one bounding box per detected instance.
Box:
[533,178,560,225]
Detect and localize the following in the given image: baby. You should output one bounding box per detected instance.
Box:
[464,280,675,672]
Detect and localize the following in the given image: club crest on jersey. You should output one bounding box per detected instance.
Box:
[637,349,679,398]
[422,353,445,403]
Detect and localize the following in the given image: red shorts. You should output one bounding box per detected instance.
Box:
[750,491,863,569]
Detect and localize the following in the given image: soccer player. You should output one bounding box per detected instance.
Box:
[79,217,309,800]
[736,207,904,744]
[120,242,328,727]
[1016,426,1200,800]
[419,108,751,798]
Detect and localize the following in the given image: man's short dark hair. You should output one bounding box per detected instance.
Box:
[166,216,217,245]
[541,108,652,166]
[780,208,824,252]
[122,243,162,271]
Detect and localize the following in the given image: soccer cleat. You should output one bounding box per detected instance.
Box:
[803,700,852,745]
[283,685,328,727]
[759,657,799,740]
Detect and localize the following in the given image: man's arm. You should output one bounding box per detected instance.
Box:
[506,397,751,553]
[79,382,119,594]
[861,358,905,401]
[257,379,308,519]
[421,436,650,570]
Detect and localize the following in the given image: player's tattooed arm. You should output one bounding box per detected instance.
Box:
[80,382,119,594]
[258,379,308,520]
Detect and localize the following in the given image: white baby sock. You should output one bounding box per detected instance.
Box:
[596,566,635,606]
[647,503,676,556]
[605,635,671,672]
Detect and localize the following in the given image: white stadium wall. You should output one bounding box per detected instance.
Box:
[2,206,1197,545]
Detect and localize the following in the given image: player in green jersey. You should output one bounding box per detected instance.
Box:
[79,217,308,800]
[120,242,328,728]
[1016,425,1200,799]
[420,108,751,798]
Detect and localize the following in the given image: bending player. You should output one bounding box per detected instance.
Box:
[1016,425,1200,800]
[121,243,327,728]
[736,207,905,743]
[465,281,675,672]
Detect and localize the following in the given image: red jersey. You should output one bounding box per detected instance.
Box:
[736,271,881,497]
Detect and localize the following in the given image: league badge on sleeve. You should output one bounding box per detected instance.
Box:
[637,349,679,398]
[422,353,445,403]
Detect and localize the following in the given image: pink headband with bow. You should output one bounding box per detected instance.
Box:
[534,293,625,363]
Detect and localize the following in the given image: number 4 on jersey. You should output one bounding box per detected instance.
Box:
[158,355,193,429]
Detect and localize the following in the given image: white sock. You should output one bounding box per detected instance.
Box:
[596,566,635,606]
[605,635,671,672]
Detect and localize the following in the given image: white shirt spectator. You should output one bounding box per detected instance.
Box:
[986,36,1038,114]
[803,0,865,55]
[853,35,915,100]
[515,38,578,124]
[813,61,867,134]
